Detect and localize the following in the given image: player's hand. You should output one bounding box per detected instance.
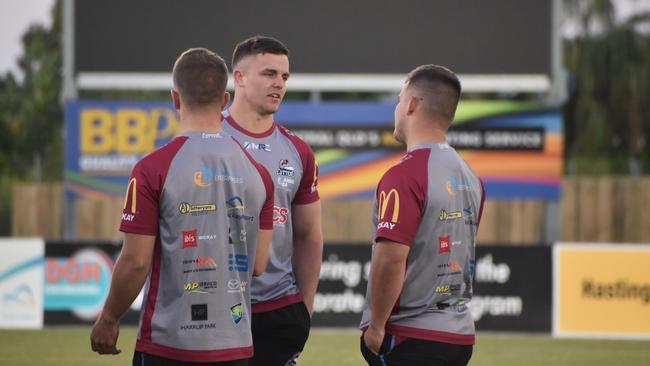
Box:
[90,313,122,355]
[363,324,385,355]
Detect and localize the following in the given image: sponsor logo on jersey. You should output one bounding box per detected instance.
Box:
[378,189,400,223]
[377,222,396,230]
[439,210,462,222]
[182,229,198,249]
[243,141,271,152]
[277,159,295,177]
[184,281,218,294]
[273,206,289,225]
[180,322,217,330]
[463,207,478,226]
[201,132,223,139]
[311,162,319,193]
[439,236,451,254]
[198,234,217,240]
[122,177,137,221]
[226,196,254,221]
[182,229,217,248]
[446,175,471,196]
[179,202,216,215]
[437,260,463,277]
[435,283,461,295]
[227,279,247,293]
[193,166,243,187]
[191,304,208,321]
[230,303,243,324]
[228,228,247,245]
[228,254,249,272]
[277,176,296,189]
[183,256,217,274]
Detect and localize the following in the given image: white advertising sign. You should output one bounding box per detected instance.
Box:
[0,238,45,329]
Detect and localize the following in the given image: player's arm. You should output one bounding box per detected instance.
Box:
[91,233,155,355]
[254,229,272,276]
[364,240,409,354]
[291,200,324,315]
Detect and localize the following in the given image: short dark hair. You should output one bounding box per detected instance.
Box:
[232,36,290,69]
[406,64,462,122]
[172,48,228,108]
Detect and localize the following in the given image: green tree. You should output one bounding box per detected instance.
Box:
[0,0,62,234]
[0,0,62,181]
[564,0,650,174]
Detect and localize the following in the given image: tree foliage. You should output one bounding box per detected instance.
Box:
[0,0,62,181]
[564,0,650,174]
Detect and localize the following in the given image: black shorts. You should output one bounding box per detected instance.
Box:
[132,351,248,366]
[249,301,311,366]
[360,334,473,366]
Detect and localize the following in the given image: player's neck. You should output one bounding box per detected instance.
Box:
[405,128,447,151]
[228,99,275,134]
[179,108,223,133]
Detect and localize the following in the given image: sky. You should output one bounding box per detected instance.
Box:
[0,0,649,79]
[0,0,55,78]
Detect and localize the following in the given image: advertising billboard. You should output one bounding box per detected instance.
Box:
[553,243,650,339]
[65,100,563,202]
[0,238,45,329]
[313,244,551,331]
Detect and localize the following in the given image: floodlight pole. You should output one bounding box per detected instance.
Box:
[62,0,77,240]
[548,0,567,105]
[62,0,77,102]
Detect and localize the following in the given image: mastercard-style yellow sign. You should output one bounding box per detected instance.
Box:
[553,243,650,339]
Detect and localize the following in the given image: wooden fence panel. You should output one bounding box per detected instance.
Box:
[12,178,650,243]
[11,183,62,239]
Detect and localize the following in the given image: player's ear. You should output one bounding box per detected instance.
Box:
[221,92,231,110]
[406,95,419,115]
[233,69,245,88]
[171,89,181,110]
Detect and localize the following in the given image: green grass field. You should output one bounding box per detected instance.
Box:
[1,327,649,365]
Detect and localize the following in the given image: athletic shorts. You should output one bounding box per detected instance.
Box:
[249,301,311,366]
[132,351,248,366]
[360,333,473,366]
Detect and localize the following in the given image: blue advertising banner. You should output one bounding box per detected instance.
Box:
[65,100,563,201]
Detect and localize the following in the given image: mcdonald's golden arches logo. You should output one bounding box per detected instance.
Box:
[378,189,400,222]
[123,177,137,213]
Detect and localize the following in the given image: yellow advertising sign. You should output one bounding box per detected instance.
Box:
[553,243,650,339]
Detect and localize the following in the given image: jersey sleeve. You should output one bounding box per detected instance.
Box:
[293,144,319,205]
[374,168,426,247]
[277,126,319,205]
[119,160,160,236]
[476,178,487,229]
[257,165,274,230]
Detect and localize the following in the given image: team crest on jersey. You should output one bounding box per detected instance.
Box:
[277,159,295,177]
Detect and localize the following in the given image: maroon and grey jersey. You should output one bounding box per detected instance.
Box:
[222,113,319,312]
[360,142,486,345]
[119,131,274,363]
